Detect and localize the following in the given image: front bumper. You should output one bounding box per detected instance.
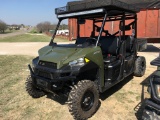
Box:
[28,64,78,92]
[145,99,160,112]
[142,99,160,119]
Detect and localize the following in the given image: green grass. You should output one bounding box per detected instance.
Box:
[0,34,69,42]
[0,56,32,119]
[0,55,149,120]
[28,27,38,33]
[0,55,73,120]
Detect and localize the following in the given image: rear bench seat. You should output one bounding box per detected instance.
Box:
[125,35,134,57]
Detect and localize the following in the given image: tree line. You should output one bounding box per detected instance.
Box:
[0,20,68,34]
[36,21,68,33]
[0,20,25,33]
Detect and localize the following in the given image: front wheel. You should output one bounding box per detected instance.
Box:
[68,80,99,120]
[25,76,46,98]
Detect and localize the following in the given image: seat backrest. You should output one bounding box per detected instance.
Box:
[75,37,88,44]
[99,36,119,56]
[125,35,134,53]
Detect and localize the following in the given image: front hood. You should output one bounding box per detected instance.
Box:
[38,45,102,69]
[38,46,79,68]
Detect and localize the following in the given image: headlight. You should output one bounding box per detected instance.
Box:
[32,60,36,68]
[32,57,39,68]
[156,84,160,98]
[69,58,84,66]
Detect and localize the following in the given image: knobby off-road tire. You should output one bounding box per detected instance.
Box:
[25,76,45,98]
[134,56,146,77]
[68,80,99,120]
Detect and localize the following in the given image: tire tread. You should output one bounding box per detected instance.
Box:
[25,76,45,98]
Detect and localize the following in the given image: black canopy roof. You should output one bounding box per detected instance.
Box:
[56,0,140,15]
[67,0,160,10]
[119,0,160,9]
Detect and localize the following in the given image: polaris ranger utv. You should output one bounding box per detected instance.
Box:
[26,0,146,119]
[142,55,160,120]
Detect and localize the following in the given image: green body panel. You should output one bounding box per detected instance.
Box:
[38,46,78,68]
[85,47,105,87]
[38,45,105,86]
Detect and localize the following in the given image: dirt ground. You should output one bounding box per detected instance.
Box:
[0,43,159,120]
[0,42,74,56]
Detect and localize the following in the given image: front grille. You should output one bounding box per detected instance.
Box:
[38,71,51,79]
[35,68,58,79]
[38,61,57,69]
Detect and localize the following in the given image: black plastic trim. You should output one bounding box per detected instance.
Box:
[150,57,160,67]
[150,76,160,102]
[145,99,160,112]
[28,64,77,82]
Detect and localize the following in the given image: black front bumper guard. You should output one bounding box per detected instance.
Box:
[145,99,160,112]
[28,65,76,91]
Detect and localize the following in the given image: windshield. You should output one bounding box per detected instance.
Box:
[51,16,105,48]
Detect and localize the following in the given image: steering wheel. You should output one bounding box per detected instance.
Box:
[86,37,97,45]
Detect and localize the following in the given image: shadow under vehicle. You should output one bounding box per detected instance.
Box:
[26,0,146,119]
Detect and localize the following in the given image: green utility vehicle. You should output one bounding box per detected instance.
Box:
[26,0,146,119]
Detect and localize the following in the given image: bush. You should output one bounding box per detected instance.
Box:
[0,20,7,33]
[36,21,51,33]
[29,28,38,33]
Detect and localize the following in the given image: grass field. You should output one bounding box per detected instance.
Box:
[0,55,153,120]
[0,55,71,120]
[0,34,69,42]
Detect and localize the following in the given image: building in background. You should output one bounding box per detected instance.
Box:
[56,29,69,36]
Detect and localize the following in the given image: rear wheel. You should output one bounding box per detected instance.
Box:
[68,80,99,120]
[25,76,45,98]
[134,56,146,77]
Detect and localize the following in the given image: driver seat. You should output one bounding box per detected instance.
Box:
[100,36,120,63]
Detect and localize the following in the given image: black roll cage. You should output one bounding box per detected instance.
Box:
[49,9,137,46]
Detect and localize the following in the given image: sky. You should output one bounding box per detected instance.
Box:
[0,0,76,26]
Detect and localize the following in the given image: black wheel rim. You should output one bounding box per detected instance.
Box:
[81,90,94,111]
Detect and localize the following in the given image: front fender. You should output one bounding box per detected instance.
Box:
[85,47,104,89]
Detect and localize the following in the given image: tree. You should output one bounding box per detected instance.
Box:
[36,21,51,33]
[36,23,43,33]
[0,20,7,33]
[43,21,51,32]
[36,21,68,33]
